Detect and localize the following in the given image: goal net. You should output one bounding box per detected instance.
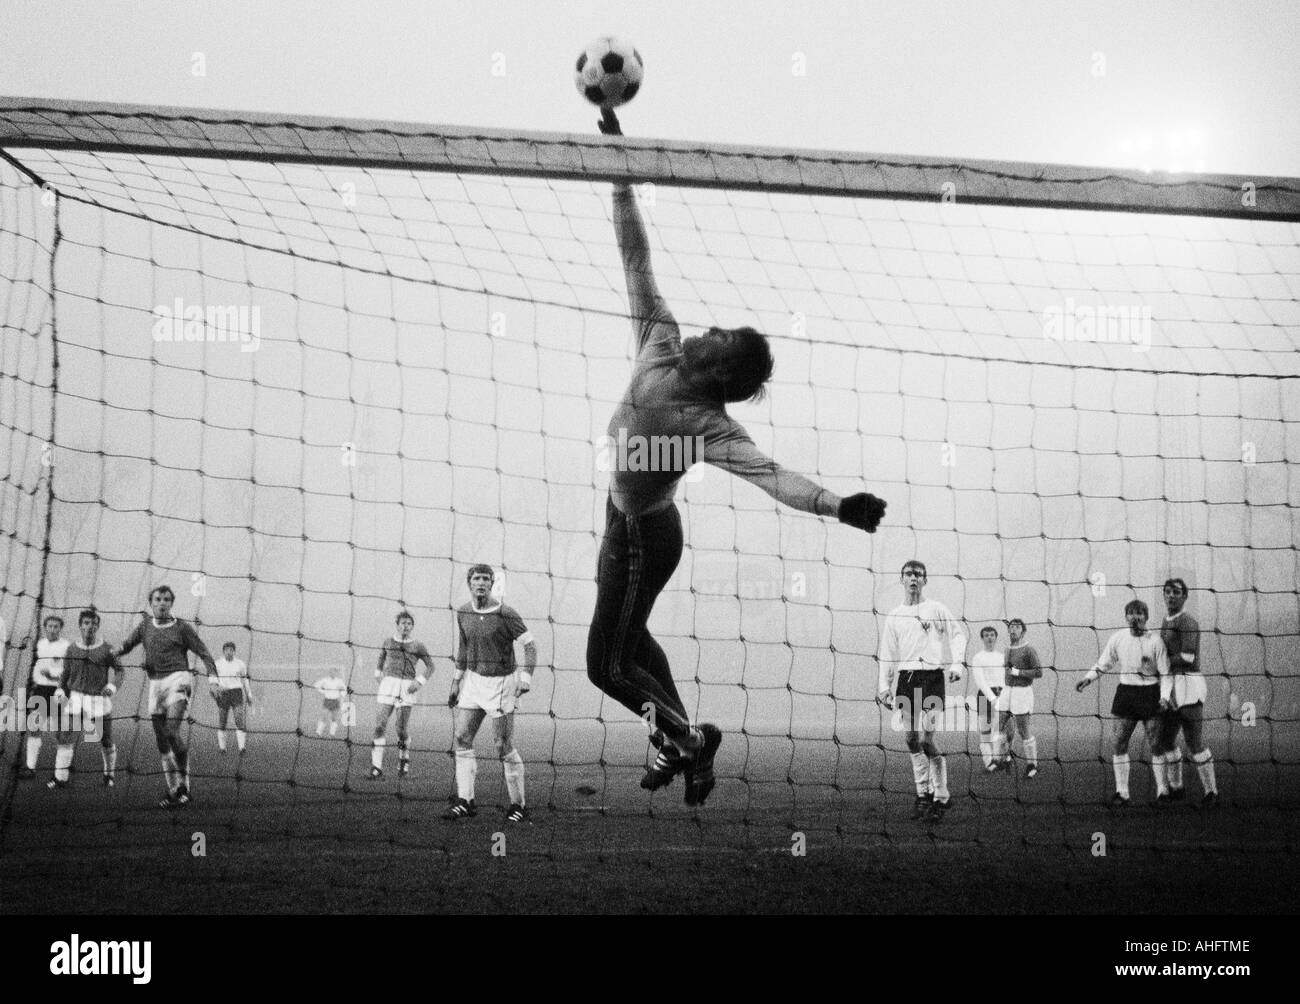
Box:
[1,99,1297,912]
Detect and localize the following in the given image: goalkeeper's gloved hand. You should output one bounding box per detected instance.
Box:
[598,108,623,136]
[839,493,887,533]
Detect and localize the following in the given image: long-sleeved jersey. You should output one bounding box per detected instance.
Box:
[1005,644,1042,688]
[119,617,217,680]
[971,649,1004,700]
[877,599,965,695]
[1086,629,1170,699]
[32,637,69,687]
[1160,611,1200,675]
[61,641,123,695]
[376,636,434,681]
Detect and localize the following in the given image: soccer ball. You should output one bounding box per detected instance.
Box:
[574,37,644,109]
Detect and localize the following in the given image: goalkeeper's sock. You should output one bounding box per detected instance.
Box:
[161,752,178,796]
[1152,754,1169,796]
[235,729,247,753]
[54,743,74,783]
[929,755,949,801]
[1023,736,1038,768]
[455,748,477,801]
[1112,753,1131,798]
[26,735,42,770]
[909,752,931,796]
[216,730,227,752]
[371,738,385,770]
[316,720,325,736]
[1193,748,1217,795]
[503,749,525,806]
[1167,751,1185,790]
[101,743,116,777]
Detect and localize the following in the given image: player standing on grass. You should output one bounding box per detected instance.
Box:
[1153,579,1218,807]
[18,615,69,779]
[115,585,218,808]
[876,561,965,824]
[1076,599,1169,807]
[443,565,538,823]
[971,625,1006,773]
[370,611,435,780]
[1000,618,1042,779]
[594,108,887,806]
[315,668,348,737]
[210,641,253,755]
[48,608,123,789]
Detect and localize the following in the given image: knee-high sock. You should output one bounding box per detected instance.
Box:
[161,752,178,795]
[101,744,116,777]
[455,748,477,801]
[25,735,41,769]
[1112,753,1131,797]
[503,749,525,806]
[235,729,247,752]
[55,743,74,782]
[1023,736,1038,767]
[1151,753,1169,796]
[979,736,994,769]
[217,730,227,751]
[328,720,338,736]
[371,737,385,770]
[173,747,189,789]
[929,755,949,801]
[1193,748,1217,794]
[398,738,410,763]
[990,730,1007,762]
[910,751,931,796]
[1167,750,1184,789]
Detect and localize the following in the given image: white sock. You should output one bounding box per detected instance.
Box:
[979,738,994,769]
[909,751,931,796]
[236,729,246,752]
[329,721,338,736]
[1113,753,1131,798]
[1152,753,1169,796]
[316,720,325,736]
[25,735,41,769]
[1167,751,1184,790]
[371,737,385,770]
[398,739,410,764]
[162,752,178,795]
[1024,736,1038,767]
[455,748,477,801]
[929,755,949,801]
[55,743,74,782]
[1194,748,1217,795]
[503,749,525,806]
[217,731,227,751]
[102,744,116,777]
[991,731,1007,762]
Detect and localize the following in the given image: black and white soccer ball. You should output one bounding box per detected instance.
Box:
[574,37,644,109]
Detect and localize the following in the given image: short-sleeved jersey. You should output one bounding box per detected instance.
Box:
[62,641,121,696]
[119,618,217,680]
[1005,644,1042,688]
[877,600,966,695]
[1093,629,1167,686]
[456,603,532,679]
[377,637,433,680]
[971,649,1004,694]
[32,637,70,688]
[316,676,347,701]
[213,656,248,690]
[1161,611,1200,675]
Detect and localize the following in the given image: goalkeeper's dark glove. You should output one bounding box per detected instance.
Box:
[839,492,887,533]
[598,108,623,136]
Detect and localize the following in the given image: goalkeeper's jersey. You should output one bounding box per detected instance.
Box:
[878,600,965,694]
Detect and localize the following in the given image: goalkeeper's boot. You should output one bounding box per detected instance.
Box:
[1024,763,1038,780]
[911,793,934,821]
[641,730,685,791]
[505,803,531,824]
[442,797,477,821]
[1200,791,1219,810]
[1108,792,1130,809]
[926,798,950,825]
[683,724,722,807]
[1169,786,1186,801]
[46,778,69,791]
[17,765,36,779]
[368,766,383,781]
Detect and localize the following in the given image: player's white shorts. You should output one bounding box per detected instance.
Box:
[456,671,516,718]
[376,674,419,708]
[996,686,1034,716]
[147,671,192,715]
[1172,673,1207,708]
[66,691,112,720]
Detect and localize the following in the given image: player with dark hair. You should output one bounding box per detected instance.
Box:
[877,561,966,824]
[17,614,68,779]
[48,608,123,789]
[1153,578,1217,807]
[1000,618,1043,779]
[210,641,253,755]
[1076,599,1169,807]
[443,565,538,822]
[595,108,887,806]
[370,610,435,780]
[971,625,1005,772]
[115,585,218,808]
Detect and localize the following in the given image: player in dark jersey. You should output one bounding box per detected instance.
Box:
[594,109,887,806]
[115,585,218,808]
[443,565,538,822]
[1152,578,1218,807]
[370,610,436,780]
[1000,618,1043,779]
[48,608,124,789]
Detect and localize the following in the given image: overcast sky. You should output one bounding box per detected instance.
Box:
[1,0,1297,174]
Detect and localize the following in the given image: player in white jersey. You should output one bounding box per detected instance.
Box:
[877,561,965,824]
[18,615,70,779]
[315,669,348,737]
[210,641,253,754]
[1076,599,1170,807]
[970,625,1006,772]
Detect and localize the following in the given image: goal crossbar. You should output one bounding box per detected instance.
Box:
[2,96,1298,222]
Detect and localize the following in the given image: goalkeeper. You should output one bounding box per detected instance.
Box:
[589,108,888,807]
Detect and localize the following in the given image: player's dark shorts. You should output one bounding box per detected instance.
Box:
[28,684,59,718]
[1111,682,1160,721]
[1157,700,1203,749]
[323,698,341,713]
[895,669,945,731]
[215,688,245,710]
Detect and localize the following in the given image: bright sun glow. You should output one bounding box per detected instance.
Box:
[1113,128,1210,174]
